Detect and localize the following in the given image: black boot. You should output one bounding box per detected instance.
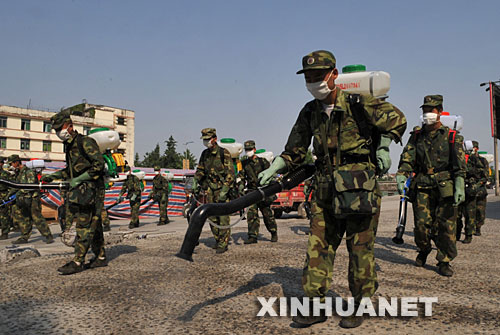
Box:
[462,235,472,244]
[438,262,453,277]
[474,227,481,236]
[0,234,8,240]
[270,232,278,242]
[58,261,84,275]
[339,314,364,328]
[291,309,327,328]
[415,251,430,267]
[88,257,108,269]
[244,237,258,244]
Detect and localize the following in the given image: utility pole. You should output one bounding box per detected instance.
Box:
[183,141,194,170]
[481,80,500,196]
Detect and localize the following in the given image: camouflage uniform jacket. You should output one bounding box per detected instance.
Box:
[49,132,105,186]
[0,169,12,199]
[241,156,270,190]
[281,89,407,173]
[119,174,143,199]
[151,174,169,197]
[398,125,466,186]
[465,154,485,184]
[16,166,40,198]
[194,143,235,191]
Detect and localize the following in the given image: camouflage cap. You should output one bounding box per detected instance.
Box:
[50,110,72,131]
[7,154,21,163]
[472,140,479,148]
[244,140,255,150]
[420,95,443,108]
[154,165,161,171]
[200,128,217,140]
[296,50,336,74]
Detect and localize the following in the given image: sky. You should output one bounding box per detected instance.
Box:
[1,0,499,171]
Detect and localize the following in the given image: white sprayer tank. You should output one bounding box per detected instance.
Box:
[218,138,243,158]
[25,159,45,169]
[162,171,174,180]
[336,64,390,97]
[132,169,145,180]
[479,152,494,164]
[255,149,274,163]
[88,128,121,153]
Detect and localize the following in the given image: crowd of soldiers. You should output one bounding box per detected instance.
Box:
[0,49,492,330]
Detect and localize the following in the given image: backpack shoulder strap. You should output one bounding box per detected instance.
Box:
[77,134,92,164]
[448,130,458,173]
[348,94,371,141]
[219,147,225,165]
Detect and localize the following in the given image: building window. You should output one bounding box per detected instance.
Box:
[0,137,6,148]
[43,141,52,152]
[83,126,91,135]
[0,117,6,128]
[43,121,52,132]
[119,133,125,141]
[20,139,30,150]
[117,117,126,125]
[21,119,30,131]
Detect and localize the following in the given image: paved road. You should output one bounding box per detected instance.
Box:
[1,194,499,334]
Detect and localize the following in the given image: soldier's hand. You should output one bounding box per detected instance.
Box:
[218,185,229,202]
[40,174,55,183]
[130,194,137,202]
[396,174,407,195]
[258,156,287,186]
[117,196,123,203]
[376,135,392,175]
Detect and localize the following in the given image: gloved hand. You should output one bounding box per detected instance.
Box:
[258,156,287,186]
[396,173,407,195]
[130,194,137,202]
[376,134,392,175]
[147,193,153,200]
[218,185,230,202]
[161,193,167,203]
[454,176,465,206]
[117,196,123,203]
[40,174,55,183]
[192,179,199,193]
[69,171,92,188]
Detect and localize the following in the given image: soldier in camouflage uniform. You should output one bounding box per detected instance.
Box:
[118,168,143,229]
[193,128,235,254]
[240,140,277,244]
[397,95,466,277]
[148,165,171,225]
[473,141,489,236]
[101,206,111,231]
[458,140,485,243]
[8,155,54,244]
[41,110,107,275]
[0,160,14,239]
[259,50,407,329]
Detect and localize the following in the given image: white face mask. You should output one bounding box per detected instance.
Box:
[56,128,72,141]
[203,139,214,148]
[422,112,438,125]
[246,150,254,158]
[306,71,334,100]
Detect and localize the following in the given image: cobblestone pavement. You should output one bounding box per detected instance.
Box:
[1,194,499,334]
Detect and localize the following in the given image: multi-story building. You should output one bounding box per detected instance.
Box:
[0,103,135,163]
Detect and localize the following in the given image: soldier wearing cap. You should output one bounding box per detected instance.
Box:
[40,110,107,275]
[7,154,54,245]
[259,50,407,328]
[148,165,171,225]
[397,95,465,276]
[240,140,277,244]
[118,167,144,229]
[193,128,235,254]
[471,141,489,237]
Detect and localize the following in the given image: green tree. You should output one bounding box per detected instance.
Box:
[141,143,162,167]
[162,135,182,168]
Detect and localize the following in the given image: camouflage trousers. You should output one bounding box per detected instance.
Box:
[302,200,380,303]
[476,195,487,229]
[247,201,277,239]
[13,198,53,241]
[463,195,477,236]
[129,198,141,226]
[69,188,105,263]
[207,188,231,249]
[0,203,10,236]
[413,188,457,263]
[153,194,169,223]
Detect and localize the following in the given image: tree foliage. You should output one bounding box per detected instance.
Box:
[135,135,197,169]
